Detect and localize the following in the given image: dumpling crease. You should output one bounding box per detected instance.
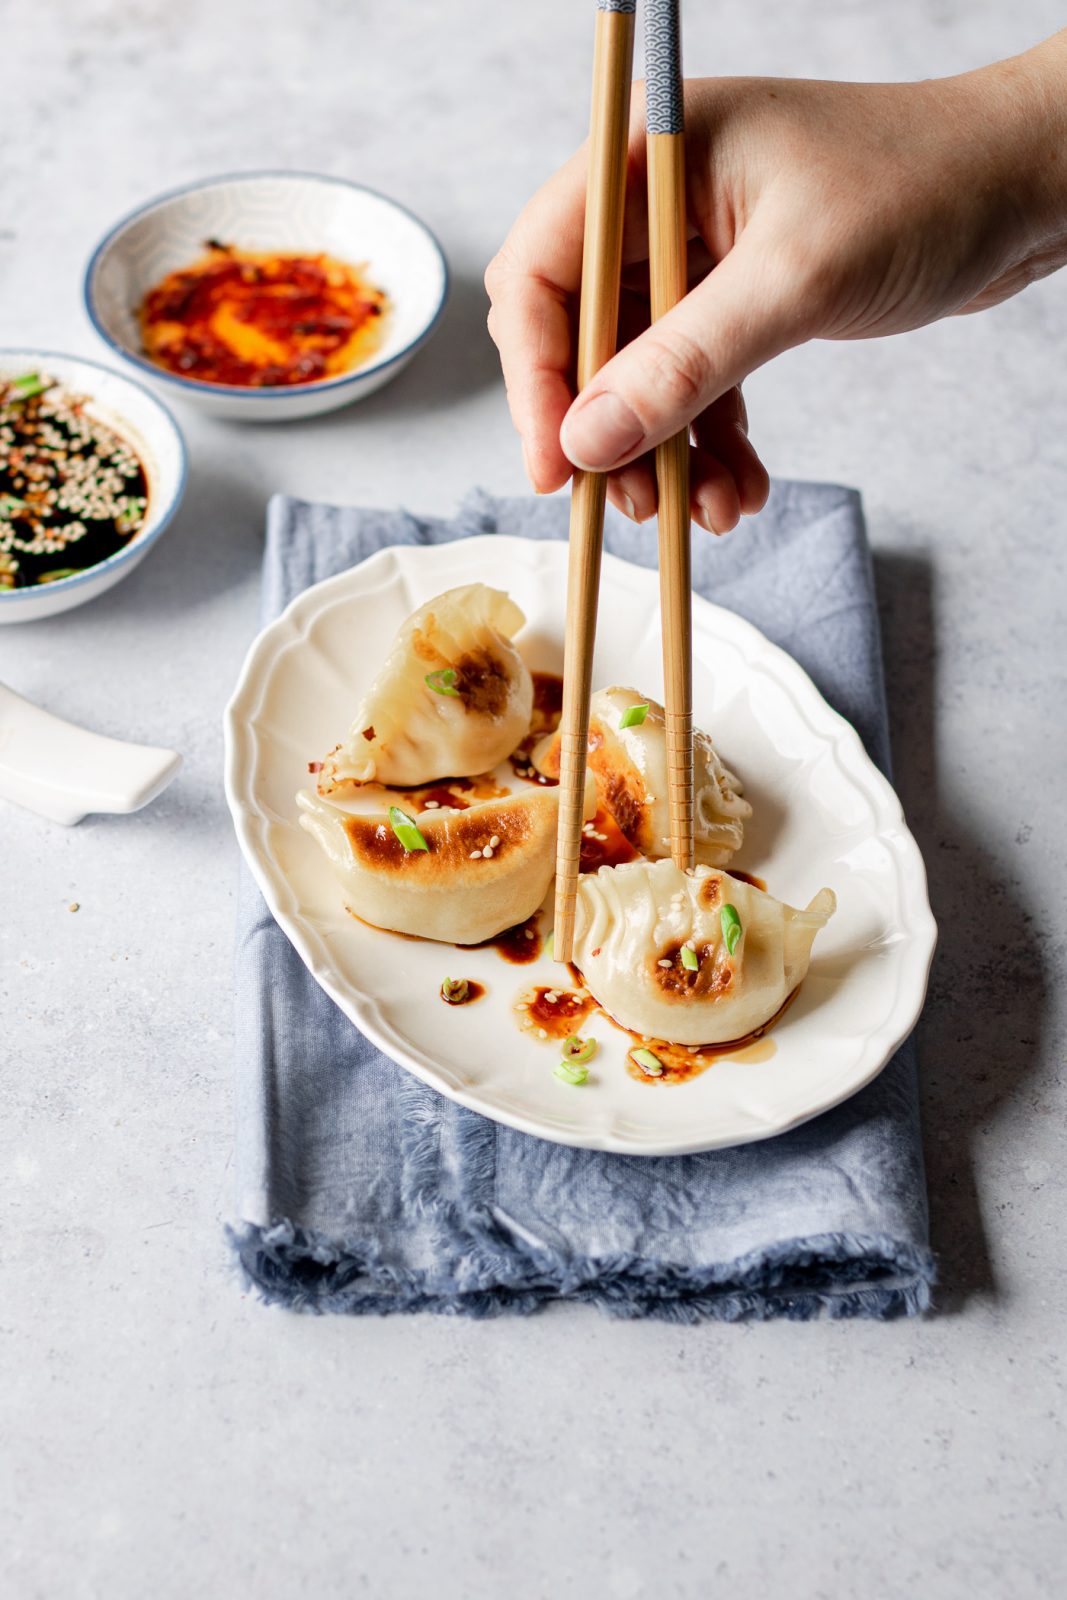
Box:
[534,685,751,866]
[318,584,533,792]
[573,857,835,1045]
[298,776,595,945]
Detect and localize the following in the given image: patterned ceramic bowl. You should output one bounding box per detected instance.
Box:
[84,172,449,421]
[0,350,187,624]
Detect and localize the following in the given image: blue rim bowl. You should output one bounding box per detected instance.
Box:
[0,348,188,611]
[82,170,450,405]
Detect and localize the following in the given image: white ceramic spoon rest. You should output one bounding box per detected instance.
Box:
[0,681,181,825]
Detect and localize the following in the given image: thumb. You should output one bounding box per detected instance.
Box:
[560,229,805,472]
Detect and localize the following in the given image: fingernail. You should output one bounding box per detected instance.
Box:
[521,441,545,494]
[561,392,644,471]
[696,502,720,535]
[617,489,636,520]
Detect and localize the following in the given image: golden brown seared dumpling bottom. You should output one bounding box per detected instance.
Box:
[534,685,751,867]
[573,858,835,1045]
[298,776,595,945]
[318,584,534,793]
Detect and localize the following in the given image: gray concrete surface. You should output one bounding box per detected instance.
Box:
[2,2,1065,1596]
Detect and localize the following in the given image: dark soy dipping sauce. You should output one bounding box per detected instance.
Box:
[530,671,564,732]
[0,374,149,589]
[560,963,794,1083]
[579,807,640,873]
[384,773,511,813]
[613,990,795,1084]
[727,868,768,893]
[460,914,543,964]
[510,671,564,784]
[439,980,485,1007]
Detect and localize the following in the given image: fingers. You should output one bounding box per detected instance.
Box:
[485,153,587,491]
[604,386,771,533]
[691,388,770,518]
[486,267,575,492]
[607,456,658,522]
[560,224,802,473]
[486,131,652,493]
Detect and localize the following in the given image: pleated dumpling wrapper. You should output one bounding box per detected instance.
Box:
[297,775,595,945]
[533,685,751,867]
[572,858,836,1046]
[318,584,534,793]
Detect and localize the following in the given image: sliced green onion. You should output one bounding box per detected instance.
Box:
[680,944,699,972]
[8,373,50,402]
[38,568,80,584]
[618,702,649,729]
[554,1061,589,1086]
[0,495,29,517]
[389,804,429,852]
[720,903,742,955]
[631,1046,664,1077]
[424,667,459,697]
[440,976,469,1005]
[561,1034,596,1065]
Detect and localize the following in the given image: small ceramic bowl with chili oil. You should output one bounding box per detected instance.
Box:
[84,171,449,422]
[0,351,187,624]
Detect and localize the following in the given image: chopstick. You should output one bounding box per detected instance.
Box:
[554,0,636,965]
[645,0,694,871]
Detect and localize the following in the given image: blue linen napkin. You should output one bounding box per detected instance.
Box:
[230,483,935,1320]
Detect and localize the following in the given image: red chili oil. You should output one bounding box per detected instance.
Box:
[514,984,597,1042]
[139,244,388,388]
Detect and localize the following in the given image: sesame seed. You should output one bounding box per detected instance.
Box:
[545,991,559,1003]
[469,849,482,859]
[483,846,494,858]
[537,1028,548,1039]
[424,800,440,809]
[524,929,535,939]
[658,958,672,968]
[489,835,500,849]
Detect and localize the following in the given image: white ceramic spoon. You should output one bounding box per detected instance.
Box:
[0,681,181,825]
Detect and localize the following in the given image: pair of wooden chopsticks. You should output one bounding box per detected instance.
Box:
[555,0,692,963]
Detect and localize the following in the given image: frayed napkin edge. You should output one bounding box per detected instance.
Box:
[226,1219,935,1323]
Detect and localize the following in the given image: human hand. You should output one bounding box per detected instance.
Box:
[485,31,1067,531]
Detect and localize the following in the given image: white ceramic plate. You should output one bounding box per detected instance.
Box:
[224,536,936,1155]
[84,171,448,421]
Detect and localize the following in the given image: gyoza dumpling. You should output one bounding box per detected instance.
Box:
[573,858,835,1045]
[298,776,595,944]
[533,685,751,866]
[318,585,534,793]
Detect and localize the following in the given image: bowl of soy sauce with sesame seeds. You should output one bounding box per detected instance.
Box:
[0,351,186,623]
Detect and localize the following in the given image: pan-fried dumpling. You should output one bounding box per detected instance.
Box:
[298,776,595,944]
[573,858,835,1045]
[533,685,751,866]
[318,584,534,793]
